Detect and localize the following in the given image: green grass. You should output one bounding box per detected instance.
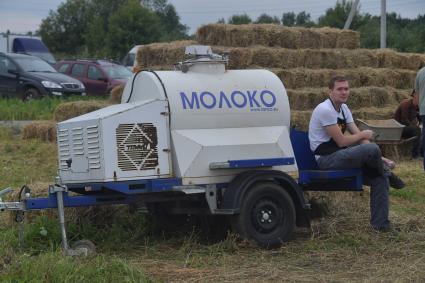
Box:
[0,96,106,121]
[0,127,57,188]
[1,252,151,283]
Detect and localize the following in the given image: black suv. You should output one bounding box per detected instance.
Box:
[0,52,86,100]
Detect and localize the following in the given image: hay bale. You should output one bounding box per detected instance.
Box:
[287,87,408,111]
[22,121,56,142]
[110,84,125,104]
[292,107,395,131]
[377,49,425,70]
[135,40,196,69]
[53,100,110,122]
[273,67,416,89]
[197,24,360,49]
[135,43,425,71]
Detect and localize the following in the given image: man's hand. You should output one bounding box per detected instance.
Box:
[361,129,374,140]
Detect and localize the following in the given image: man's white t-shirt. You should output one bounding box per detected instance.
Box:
[308,99,354,152]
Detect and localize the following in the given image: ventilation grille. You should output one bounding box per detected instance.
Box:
[58,124,101,170]
[116,123,158,171]
[58,128,70,170]
[86,125,101,169]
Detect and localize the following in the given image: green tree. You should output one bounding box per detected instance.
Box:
[295,11,315,27]
[84,0,128,57]
[255,14,280,24]
[140,0,188,40]
[106,0,162,59]
[282,12,296,26]
[318,0,366,29]
[38,0,90,54]
[228,14,252,25]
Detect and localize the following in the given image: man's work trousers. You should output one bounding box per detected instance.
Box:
[316,143,390,230]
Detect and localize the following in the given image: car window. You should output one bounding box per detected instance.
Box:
[102,65,132,79]
[71,64,85,77]
[0,57,16,74]
[58,63,70,73]
[14,56,56,72]
[123,53,135,67]
[87,66,103,80]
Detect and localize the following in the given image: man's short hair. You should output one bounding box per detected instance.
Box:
[329,76,348,89]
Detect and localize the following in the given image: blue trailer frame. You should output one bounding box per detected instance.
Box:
[0,130,363,254]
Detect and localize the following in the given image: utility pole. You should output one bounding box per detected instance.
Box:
[380,0,386,48]
[344,0,360,29]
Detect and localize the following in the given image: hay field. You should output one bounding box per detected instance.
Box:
[1,127,425,282]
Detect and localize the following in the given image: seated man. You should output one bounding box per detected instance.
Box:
[394,89,421,158]
[308,76,404,232]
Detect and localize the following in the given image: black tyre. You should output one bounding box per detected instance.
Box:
[232,182,296,248]
[70,239,96,256]
[22,87,41,101]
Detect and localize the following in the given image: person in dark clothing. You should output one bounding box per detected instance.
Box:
[394,90,421,159]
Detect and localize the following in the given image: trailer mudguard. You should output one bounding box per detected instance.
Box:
[221,170,310,227]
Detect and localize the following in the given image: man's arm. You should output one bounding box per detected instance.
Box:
[325,123,373,147]
[346,122,370,144]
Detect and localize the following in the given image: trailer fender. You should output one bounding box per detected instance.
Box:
[221,170,310,227]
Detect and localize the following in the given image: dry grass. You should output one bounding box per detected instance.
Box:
[288,86,409,110]
[197,24,360,49]
[292,106,396,131]
[275,67,416,89]
[21,121,57,142]
[2,125,425,281]
[135,40,196,69]
[110,84,125,104]
[53,100,110,122]
[122,160,425,282]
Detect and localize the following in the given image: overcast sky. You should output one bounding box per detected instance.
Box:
[0,0,424,34]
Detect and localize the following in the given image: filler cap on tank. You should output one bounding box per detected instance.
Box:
[176,45,228,73]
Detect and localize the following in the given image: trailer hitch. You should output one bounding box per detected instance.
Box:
[0,187,25,212]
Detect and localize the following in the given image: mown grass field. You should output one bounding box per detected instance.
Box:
[0,96,106,121]
[1,124,425,282]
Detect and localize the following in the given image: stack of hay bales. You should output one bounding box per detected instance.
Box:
[133,24,425,132]
[22,100,110,142]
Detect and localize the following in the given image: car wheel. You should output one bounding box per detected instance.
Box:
[22,87,41,101]
[231,182,296,249]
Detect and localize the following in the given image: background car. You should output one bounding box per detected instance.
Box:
[121,45,141,71]
[0,52,85,100]
[55,59,132,96]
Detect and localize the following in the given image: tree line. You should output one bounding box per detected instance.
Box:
[38,0,188,60]
[37,0,424,60]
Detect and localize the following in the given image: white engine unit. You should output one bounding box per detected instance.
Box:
[58,45,297,185]
[57,100,171,183]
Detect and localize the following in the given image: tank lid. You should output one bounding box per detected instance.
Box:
[175,45,228,74]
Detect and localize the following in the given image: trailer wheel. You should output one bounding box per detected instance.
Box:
[232,182,296,248]
[70,239,96,256]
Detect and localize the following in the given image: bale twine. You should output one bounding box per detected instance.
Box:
[197,24,360,49]
[53,101,110,122]
[22,121,57,142]
[110,84,125,104]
